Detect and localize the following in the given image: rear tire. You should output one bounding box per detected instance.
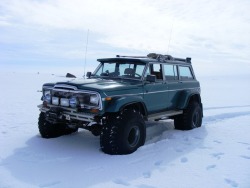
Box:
[100,109,146,155]
[174,101,202,130]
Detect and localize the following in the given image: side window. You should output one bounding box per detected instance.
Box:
[149,63,163,80]
[164,65,178,80]
[179,66,194,80]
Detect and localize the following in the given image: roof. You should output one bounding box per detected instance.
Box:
[97,53,192,64]
[97,57,157,63]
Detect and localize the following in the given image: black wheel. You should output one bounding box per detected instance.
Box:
[63,126,78,135]
[38,112,63,138]
[100,109,146,155]
[174,101,202,130]
[90,124,102,136]
[38,112,77,138]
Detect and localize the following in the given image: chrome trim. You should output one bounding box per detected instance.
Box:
[54,84,77,90]
[102,93,144,101]
[102,87,200,99]
[145,87,200,94]
[148,110,183,121]
[53,88,99,95]
[144,90,168,94]
[42,86,53,90]
[37,104,95,122]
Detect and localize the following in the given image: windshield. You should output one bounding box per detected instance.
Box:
[92,61,146,80]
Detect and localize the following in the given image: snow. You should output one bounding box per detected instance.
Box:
[0,71,250,188]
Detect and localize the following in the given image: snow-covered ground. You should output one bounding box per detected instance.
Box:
[0,71,250,188]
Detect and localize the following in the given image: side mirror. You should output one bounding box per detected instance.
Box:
[146,75,156,82]
[86,72,91,78]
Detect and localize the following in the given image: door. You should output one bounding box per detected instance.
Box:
[143,63,168,113]
[163,64,181,109]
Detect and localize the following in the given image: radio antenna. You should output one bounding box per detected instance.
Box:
[83,29,89,79]
[167,18,174,54]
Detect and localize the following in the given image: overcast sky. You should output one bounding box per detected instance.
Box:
[0,0,250,76]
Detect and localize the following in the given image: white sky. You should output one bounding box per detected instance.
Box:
[0,0,250,76]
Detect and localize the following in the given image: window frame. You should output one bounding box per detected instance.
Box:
[163,64,178,81]
[178,65,195,80]
[144,62,164,82]
[92,61,147,81]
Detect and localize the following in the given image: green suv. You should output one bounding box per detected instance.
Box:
[38,53,203,155]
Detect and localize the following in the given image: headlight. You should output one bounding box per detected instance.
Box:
[43,90,51,103]
[90,95,99,105]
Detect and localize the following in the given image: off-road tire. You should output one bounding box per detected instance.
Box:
[100,109,146,155]
[174,101,202,130]
[63,126,78,135]
[38,112,77,138]
[90,124,102,136]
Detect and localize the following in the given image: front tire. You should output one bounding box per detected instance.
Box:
[38,112,78,138]
[100,109,146,155]
[174,101,202,130]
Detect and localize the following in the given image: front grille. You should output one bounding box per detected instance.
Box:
[52,90,80,98]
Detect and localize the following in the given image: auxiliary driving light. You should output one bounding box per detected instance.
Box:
[52,97,59,105]
[60,98,69,107]
[69,97,78,108]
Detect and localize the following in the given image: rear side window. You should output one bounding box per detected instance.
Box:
[164,65,178,80]
[179,66,194,80]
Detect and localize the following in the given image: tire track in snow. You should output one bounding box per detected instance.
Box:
[39,181,61,188]
[204,105,250,110]
[224,178,238,187]
[203,105,250,125]
[210,152,224,160]
[204,111,250,125]
[206,164,216,170]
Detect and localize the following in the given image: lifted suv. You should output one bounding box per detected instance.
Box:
[38,53,203,155]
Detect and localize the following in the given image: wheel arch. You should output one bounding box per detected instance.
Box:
[177,90,202,109]
[188,94,202,105]
[105,96,148,117]
[120,102,148,117]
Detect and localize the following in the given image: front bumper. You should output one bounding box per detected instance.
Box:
[38,104,96,123]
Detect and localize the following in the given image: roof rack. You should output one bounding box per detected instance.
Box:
[116,55,147,58]
[147,53,191,63]
[147,53,173,61]
[115,53,191,63]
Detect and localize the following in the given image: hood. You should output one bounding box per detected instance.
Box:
[55,78,143,92]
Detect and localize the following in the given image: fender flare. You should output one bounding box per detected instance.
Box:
[177,90,201,109]
[105,96,148,115]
